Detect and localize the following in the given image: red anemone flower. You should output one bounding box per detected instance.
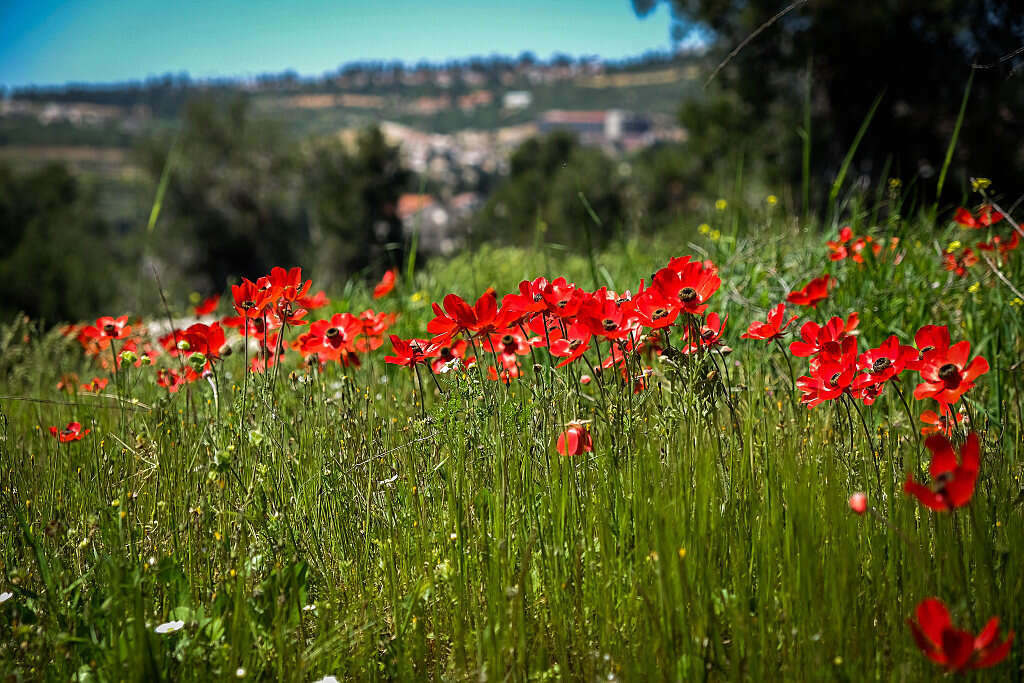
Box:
[193,294,220,316]
[786,275,835,309]
[156,368,185,393]
[826,226,853,261]
[848,492,867,515]
[908,597,1013,672]
[920,404,967,437]
[682,312,728,354]
[49,421,90,442]
[556,424,593,456]
[549,322,593,368]
[373,269,397,299]
[384,335,437,368]
[651,261,721,315]
[953,205,1004,229]
[789,313,858,359]
[81,316,132,345]
[742,303,798,342]
[232,278,272,318]
[913,341,989,404]
[976,230,1020,260]
[796,356,856,408]
[297,290,330,310]
[634,290,681,329]
[854,335,918,387]
[80,377,109,393]
[904,432,980,510]
[431,339,474,374]
[943,248,979,277]
[267,266,312,303]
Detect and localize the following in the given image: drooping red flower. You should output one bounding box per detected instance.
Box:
[904,432,981,511]
[848,492,867,515]
[742,303,798,342]
[193,294,220,316]
[786,275,835,309]
[49,421,89,442]
[908,597,1013,672]
[913,341,989,404]
[373,269,397,299]
[953,205,1004,229]
[556,424,593,456]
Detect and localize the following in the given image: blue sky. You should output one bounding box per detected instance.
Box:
[0,1,680,88]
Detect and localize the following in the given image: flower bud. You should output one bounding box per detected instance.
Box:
[120,350,138,364]
[176,340,191,351]
[188,352,207,369]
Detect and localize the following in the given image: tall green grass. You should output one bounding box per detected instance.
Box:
[1,179,1022,681]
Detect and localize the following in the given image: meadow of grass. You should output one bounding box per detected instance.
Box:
[1,181,1023,681]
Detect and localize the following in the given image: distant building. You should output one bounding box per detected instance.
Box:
[538,109,652,147]
[502,91,533,110]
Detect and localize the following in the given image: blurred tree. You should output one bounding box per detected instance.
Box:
[633,0,1024,200]
[477,132,630,246]
[141,95,308,290]
[305,126,412,281]
[0,164,130,322]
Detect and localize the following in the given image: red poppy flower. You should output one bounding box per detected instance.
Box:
[298,313,361,362]
[976,230,1020,260]
[633,290,680,329]
[500,277,550,325]
[580,294,633,340]
[910,324,951,363]
[384,335,437,368]
[786,275,835,309]
[426,292,491,339]
[556,424,593,456]
[193,294,220,316]
[297,290,330,310]
[81,316,132,347]
[80,377,109,393]
[904,432,980,510]
[854,335,918,387]
[266,266,312,303]
[541,277,587,319]
[908,597,1013,672]
[156,368,185,393]
[741,303,798,342]
[789,314,858,359]
[651,261,720,315]
[826,226,853,261]
[943,248,979,277]
[796,355,856,408]
[56,373,79,393]
[913,341,989,404]
[953,205,1004,229]
[180,323,227,360]
[487,358,522,384]
[372,269,397,299]
[49,421,90,442]
[232,278,273,318]
[431,339,474,374]
[549,322,593,368]
[920,404,967,437]
[681,312,728,354]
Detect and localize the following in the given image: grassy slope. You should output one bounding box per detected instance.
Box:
[1,190,1023,680]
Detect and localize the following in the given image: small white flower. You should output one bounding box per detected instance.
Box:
[314,677,340,683]
[235,667,246,677]
[154,620,185,634]
[0,591,13,604]
[302,603,316,612]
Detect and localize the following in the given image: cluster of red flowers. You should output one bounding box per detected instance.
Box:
[67,316,161,370]
[385,256,726,389]
[773,316,989,413]
[946,204,1020,276]
[826,226,902,264]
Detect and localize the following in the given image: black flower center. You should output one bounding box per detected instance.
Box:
[938,363,961,388]
[829,372,842,387]
[325,327,340,338]
[102,323,117,335]
[871,357,892,373]
[652,308,668,320]
[602,318,617,331]
[678,287,698,302]
[242,300,256,310]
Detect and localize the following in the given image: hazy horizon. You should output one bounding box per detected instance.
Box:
[0,0,692,89]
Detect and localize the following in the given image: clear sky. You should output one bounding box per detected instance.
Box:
[0,0,679,88]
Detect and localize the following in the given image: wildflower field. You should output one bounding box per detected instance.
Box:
[2,181,1023,681]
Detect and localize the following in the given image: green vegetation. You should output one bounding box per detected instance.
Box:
[1,175,1023,680]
